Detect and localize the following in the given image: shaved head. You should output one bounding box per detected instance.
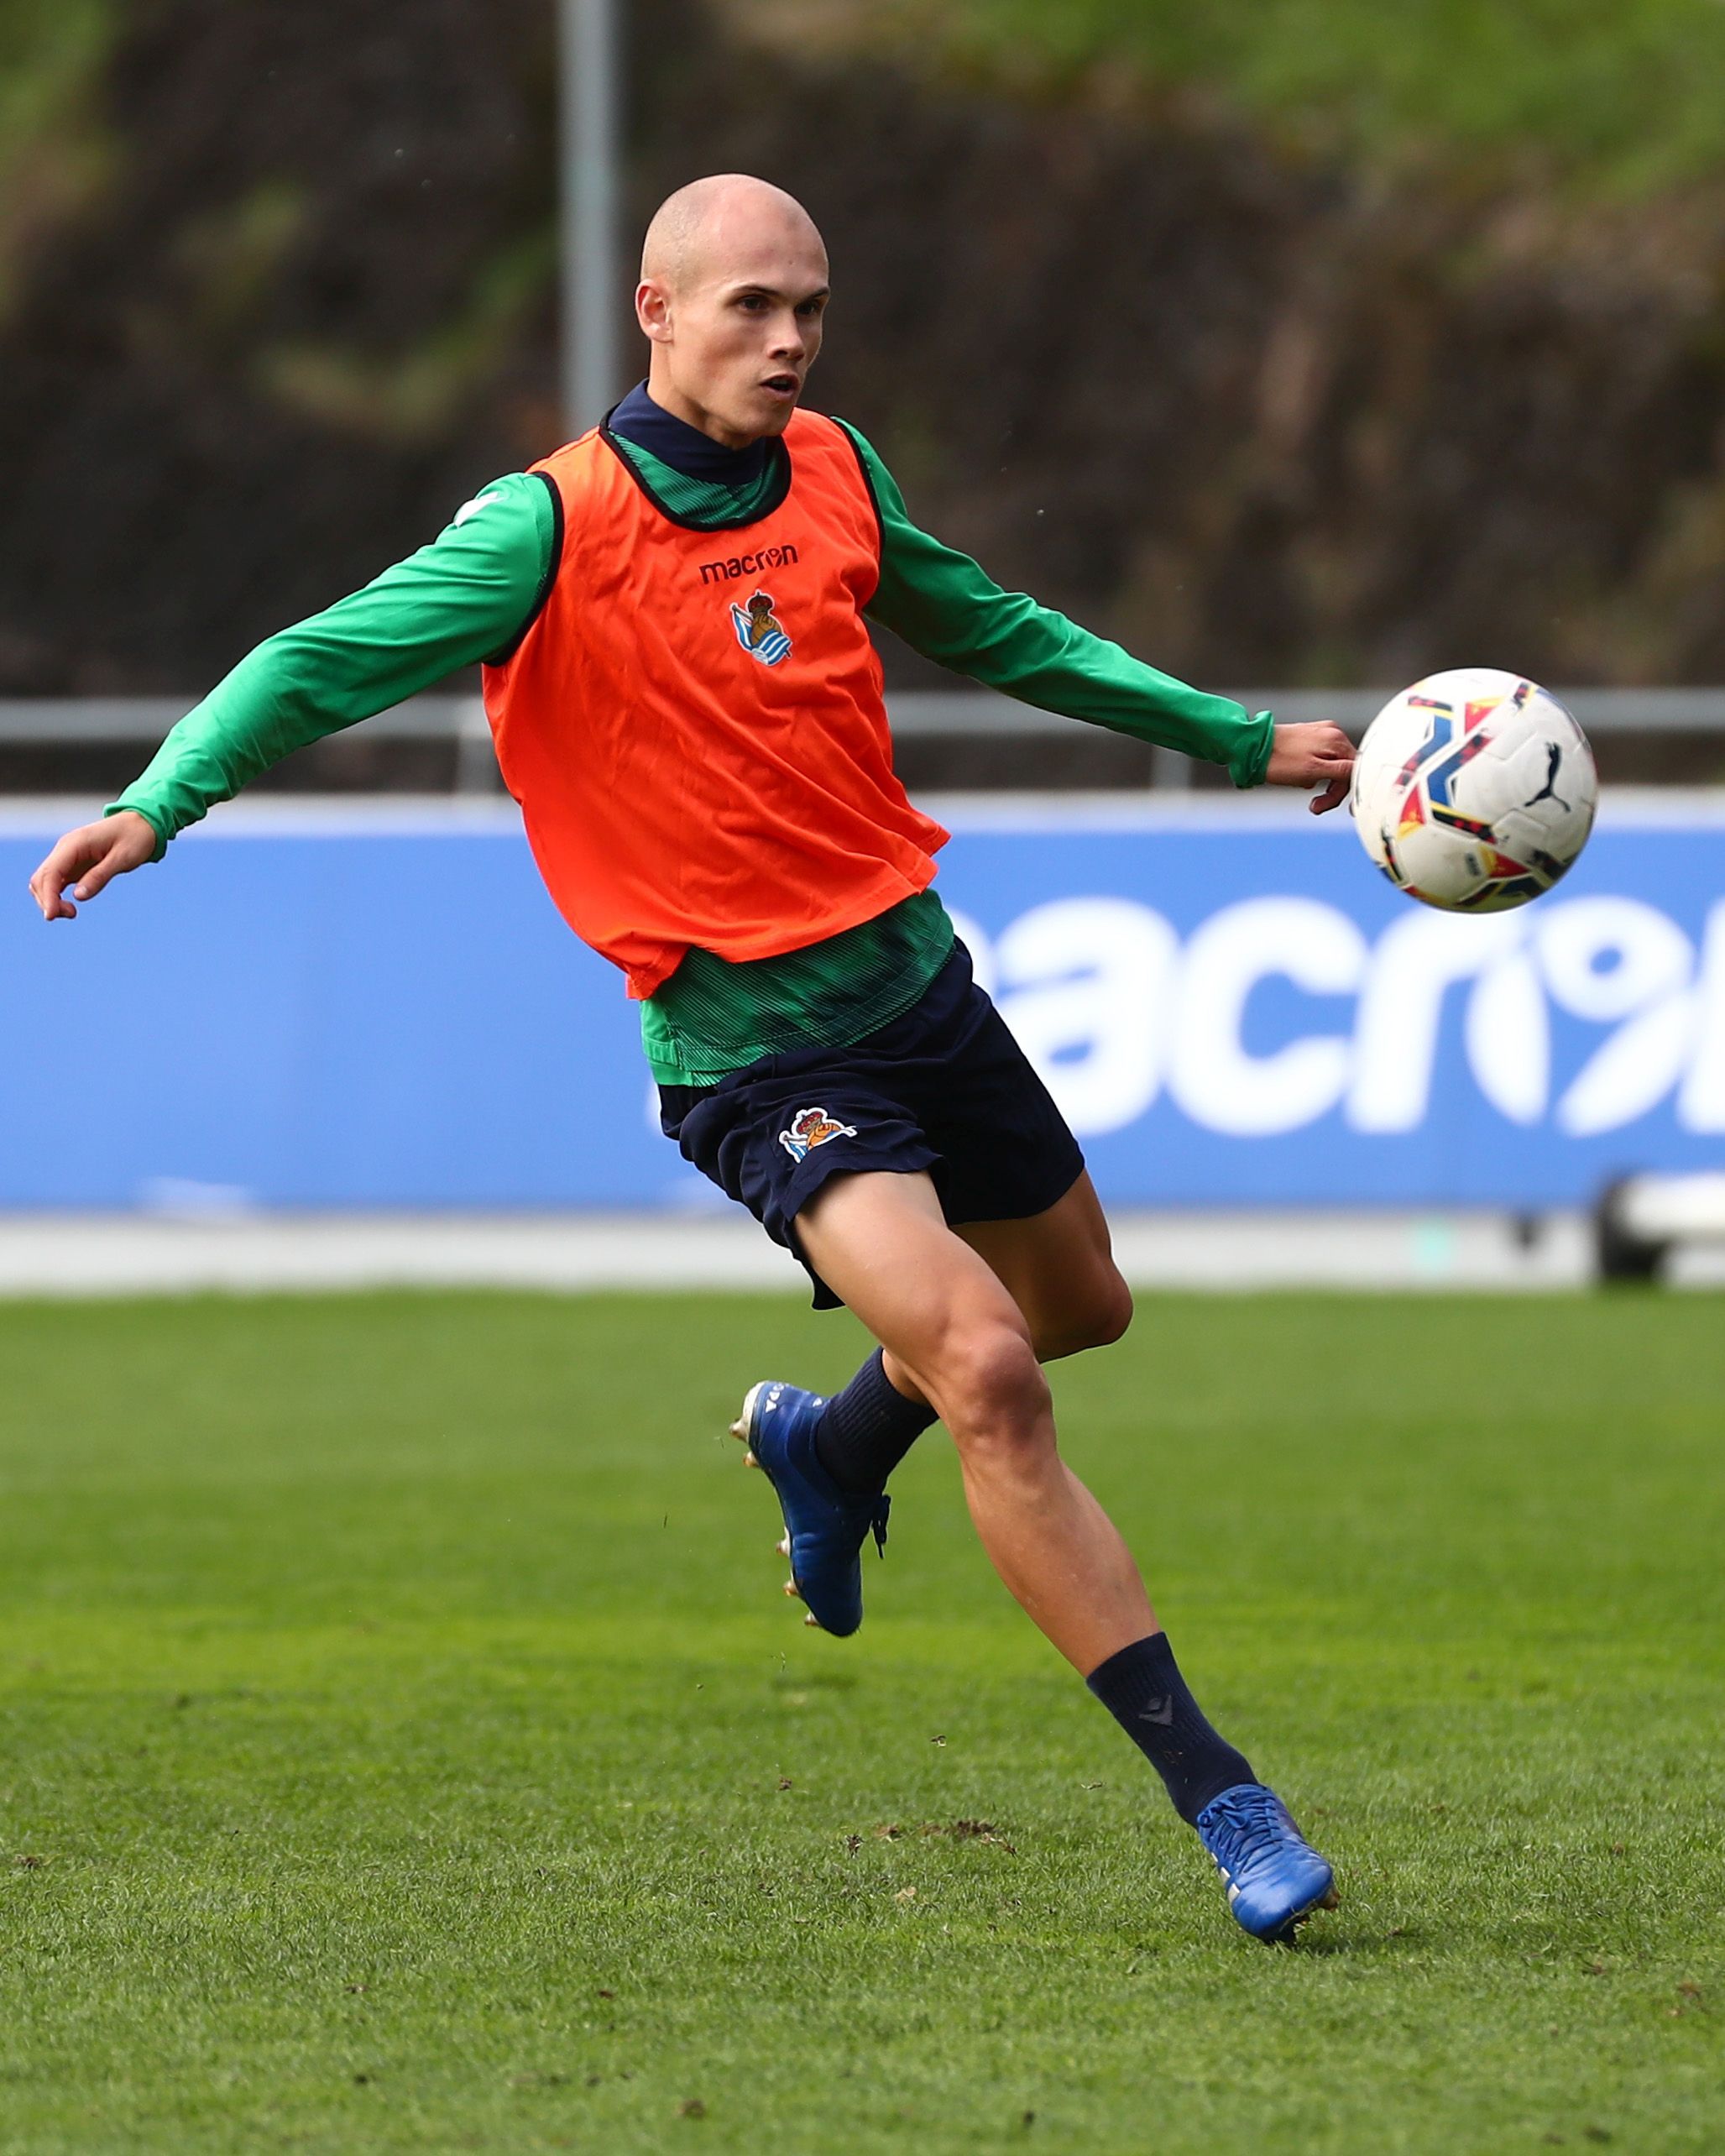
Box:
[635,174,831,448]
[640,174,824,295]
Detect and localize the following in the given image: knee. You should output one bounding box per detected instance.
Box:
[932,1321,1050,1448]
[1036,1271,1134,1361]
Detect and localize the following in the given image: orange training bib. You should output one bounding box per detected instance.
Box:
[481,409,949,998]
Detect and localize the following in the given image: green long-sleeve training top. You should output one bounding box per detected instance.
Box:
[112,408,1274,1085]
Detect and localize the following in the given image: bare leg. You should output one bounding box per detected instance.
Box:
[796,1170,1155,1673]
[956,1171,1133,1363]
[852,1170,1134,1419]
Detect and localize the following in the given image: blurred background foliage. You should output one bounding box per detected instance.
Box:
[1,0,1723,715]
[0,0,112,315]
[733,0,1725,197]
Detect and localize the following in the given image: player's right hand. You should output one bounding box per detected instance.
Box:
[29,810,159,920]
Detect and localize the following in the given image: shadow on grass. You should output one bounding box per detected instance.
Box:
[1288,1920,1428,1959]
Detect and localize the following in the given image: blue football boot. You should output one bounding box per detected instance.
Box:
[730,1379,889,1637]
[1194,1782,1338,1944]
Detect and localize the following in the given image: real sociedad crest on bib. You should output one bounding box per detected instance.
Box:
[729,589,792,667]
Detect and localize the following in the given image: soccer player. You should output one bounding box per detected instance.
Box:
[32,175,1356,1943]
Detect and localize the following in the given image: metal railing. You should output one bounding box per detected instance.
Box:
[3,688,1722,793]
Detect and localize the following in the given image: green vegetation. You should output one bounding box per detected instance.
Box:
[742,0,1725,195]
[255,229,557,443]
[1,1289,1721,2152]
[0,0,109,185]
[0,0,112,314]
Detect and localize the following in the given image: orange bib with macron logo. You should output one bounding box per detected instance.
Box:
[480,408,949,999]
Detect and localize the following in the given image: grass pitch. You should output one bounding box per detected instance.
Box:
[0,1289,1720,2154]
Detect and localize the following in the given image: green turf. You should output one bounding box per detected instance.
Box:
[0,1289,1720,2153]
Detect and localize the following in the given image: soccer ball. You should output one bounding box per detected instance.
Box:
[1350,667,1597,912]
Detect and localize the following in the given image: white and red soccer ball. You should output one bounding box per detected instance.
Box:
[1350,667,1598,912]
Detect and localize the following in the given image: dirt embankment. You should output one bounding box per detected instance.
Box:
[3,0,1724,700]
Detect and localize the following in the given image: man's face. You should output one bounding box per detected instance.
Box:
[637,218,829,447]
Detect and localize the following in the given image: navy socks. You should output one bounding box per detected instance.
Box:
[1086,1632,1257,1824]
[813,1348,938,1495]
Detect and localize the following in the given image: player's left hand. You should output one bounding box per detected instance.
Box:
[1265,722,1355,814]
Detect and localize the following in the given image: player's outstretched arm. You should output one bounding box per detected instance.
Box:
[1265,721,1355,814]
[839,419,1341,795]
[30,810,159,920]
[25,474,555,924]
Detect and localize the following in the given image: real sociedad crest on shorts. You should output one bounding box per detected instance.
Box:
[730,588,792,667]
[777,1106,857,1164]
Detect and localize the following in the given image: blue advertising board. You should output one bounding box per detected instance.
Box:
[3,795,1720,1210]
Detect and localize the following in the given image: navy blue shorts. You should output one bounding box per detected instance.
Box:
[659,942,1086,1309]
